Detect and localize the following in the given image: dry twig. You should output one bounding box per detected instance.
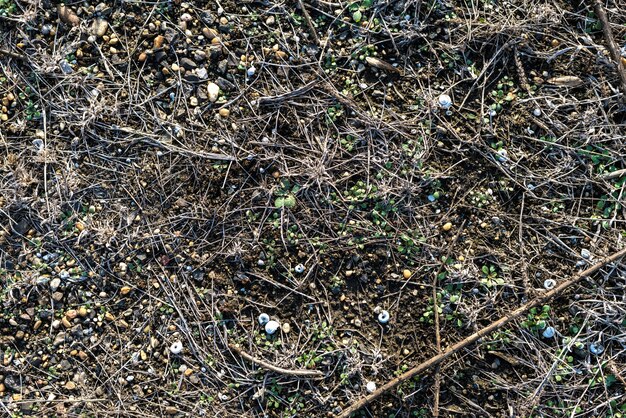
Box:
[228,344,324,378]
[593,0,626,97]
[337,247,626,418]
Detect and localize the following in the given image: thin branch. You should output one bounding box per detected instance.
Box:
[296,0,320,45]
[228,344,325,378]
[337,247,626,418]
[594,0,626,98]
[0,48,26,61]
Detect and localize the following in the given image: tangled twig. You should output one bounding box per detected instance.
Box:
[228,344,324,378]
[337,247,626,418]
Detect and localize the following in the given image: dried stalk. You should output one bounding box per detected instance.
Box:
[337,247,626,418]
[594,0,626,97]
[229,344,324,378]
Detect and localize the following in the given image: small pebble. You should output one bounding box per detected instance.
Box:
[170,341,183,354]
[219,108,230,117]
[442,222,453,231]
[402,269,411,279]
[542,326,555,339]
[154,35,165,49]
[207,82,220,102]
[438,94,452,109]
[378,310,390,324]
[281,323,291,333]
[294,264,305,274]
[543,279,556,290]
[50,278,61,291]
[589,343,604,355]
[581,248,591,259]
[533,108,541,117]
[265,320,280,335]
[366,381,376,393]
[258,313,270,325]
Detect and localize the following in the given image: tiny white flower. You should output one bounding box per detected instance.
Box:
[294,264,305,274]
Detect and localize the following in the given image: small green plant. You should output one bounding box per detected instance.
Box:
[0,0,16,16]
[339,133,359,152]
[25,99,41,121]
[348,0,373,23]
[274,178,300,209]
[480,264,504,287]
[487,75,517,116]
[521,305,551,333]
[468,188,496,208]
[296,350,322,369]
[326,104,344,123]
[397,229,423,258]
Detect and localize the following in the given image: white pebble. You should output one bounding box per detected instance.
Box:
[366,381,377,393]
[542,326,555,339]
[581,248,591,259]
[543,279,556,290]
[258,313,270,326]
[265,320,280,335]
[533,108,541,117]
[438,94,452,109]
[377,310,390,324]
[207,82,220,102]
[294,264,305,274]
[170,341,183,354]
[247,65,256,77]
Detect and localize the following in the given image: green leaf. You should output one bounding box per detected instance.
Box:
[482,265,489,275]
[606,375,617,387]
[275,194,296,208]
[352,10,362,23]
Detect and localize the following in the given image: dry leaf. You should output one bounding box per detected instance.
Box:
[57,4,80,26]
[365,57,400,73]
[547,75,583,87]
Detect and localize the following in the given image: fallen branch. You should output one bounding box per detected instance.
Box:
[229,344,324,378]
[296,0,320,45]
[0,48,26,61]
[336,247,626,418]
[257,81,317,107]
[600,168,626,180]
[594,0,626,98]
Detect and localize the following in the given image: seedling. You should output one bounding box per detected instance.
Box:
[481,264,504,287]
